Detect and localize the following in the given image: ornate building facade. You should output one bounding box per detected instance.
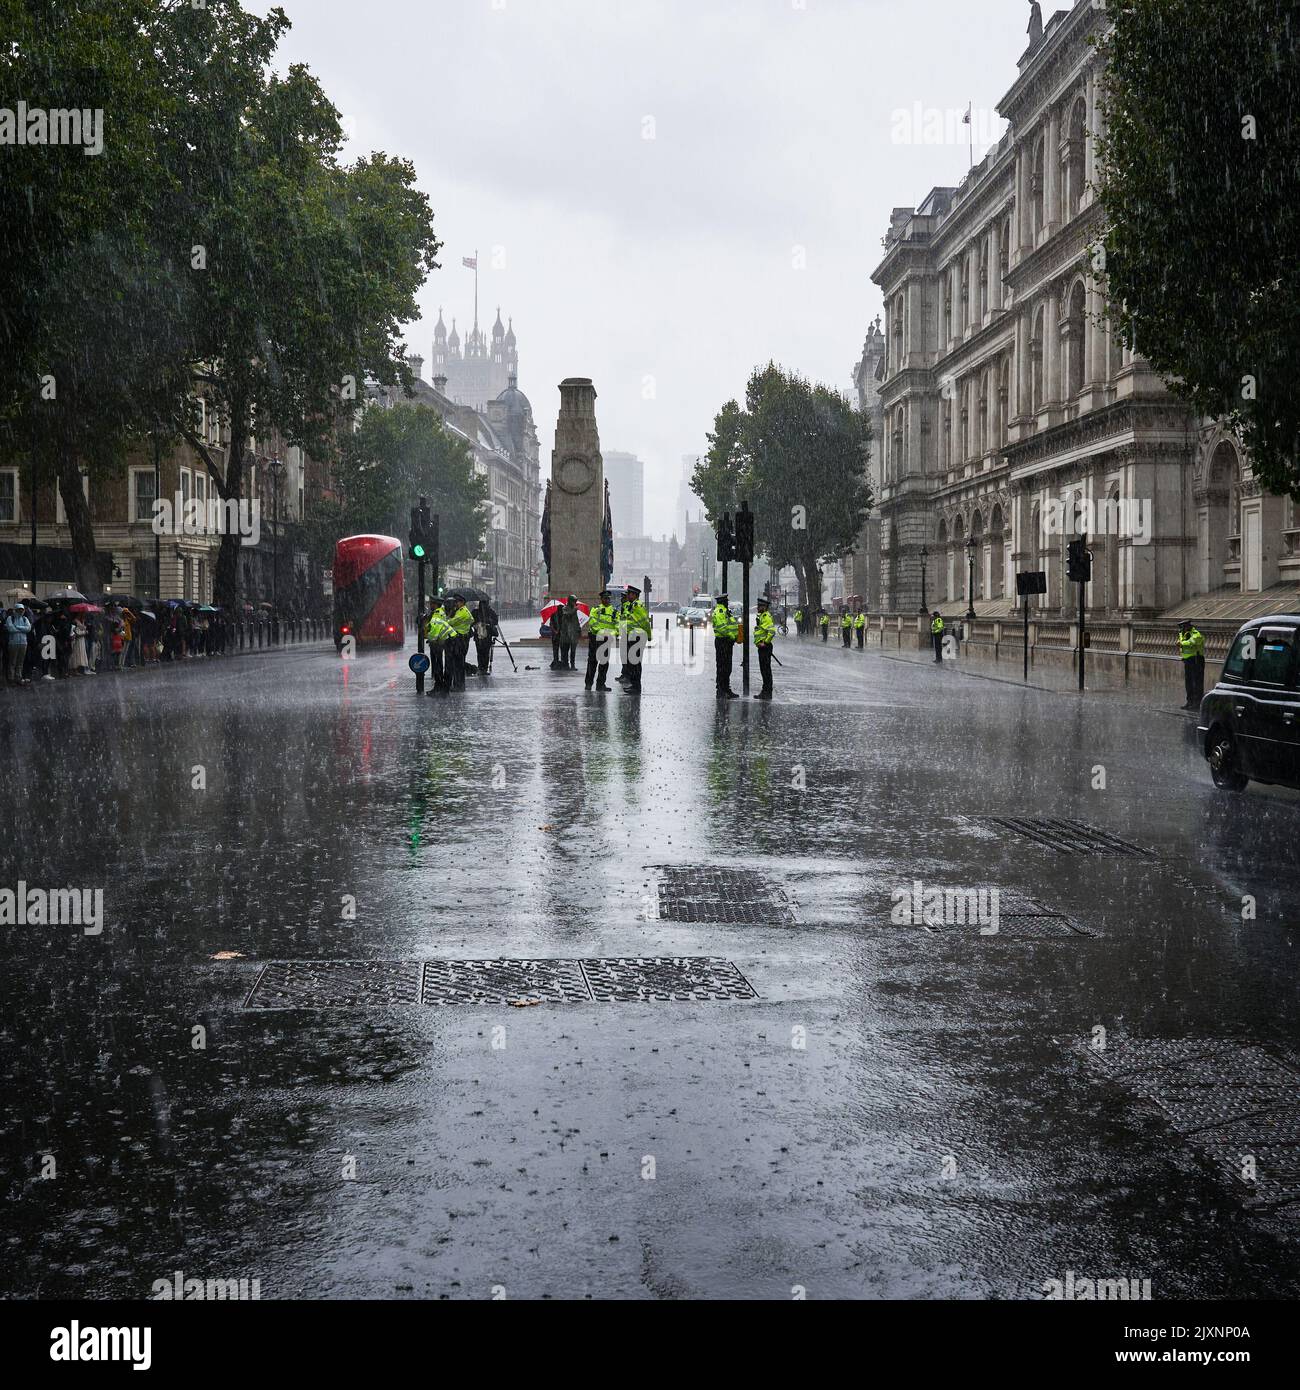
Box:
[843,318,886,607]
[872,0,1290,621]
[430,307,518,411]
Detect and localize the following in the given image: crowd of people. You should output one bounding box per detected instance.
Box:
[1,594,240,689]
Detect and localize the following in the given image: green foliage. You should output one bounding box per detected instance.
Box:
[702,363,872,606]
[1097,0,1300,495]
[338,405,488,569]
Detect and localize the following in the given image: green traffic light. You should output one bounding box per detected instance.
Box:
[412,543,426,559]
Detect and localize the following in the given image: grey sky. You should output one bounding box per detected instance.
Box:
[254,0,1039,536]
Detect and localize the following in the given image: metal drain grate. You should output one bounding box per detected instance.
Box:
[581,956,757,1001]
[245,961,421,1009]
[245,958,758,1007]
[886,886,1096,938]
[1083,1038,1300,1211]
[655,866,795,925]
[988,817,1152,857]
[421,958,590,1005]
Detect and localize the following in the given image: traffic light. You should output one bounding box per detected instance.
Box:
[409,502,431,560]
[1067,537,1092,583]
[716,512,735,564]
[735,505,755,565]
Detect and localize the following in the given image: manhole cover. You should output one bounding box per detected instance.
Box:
[656,866,794,925]
[421,958,589,1005]
[1082,1038,1300,1212]
[989,817,1152,857]
[581,957,757,1001]
[244,958,759,1006]
[245,961,421,1009]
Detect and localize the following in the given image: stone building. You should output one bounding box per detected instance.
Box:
[374,354,542,607]
[843,318,886,607]
[0,401,320,610]
[430,307,518,411]
[871,0,1288,623]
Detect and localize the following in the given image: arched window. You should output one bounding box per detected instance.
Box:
[978,369,989,455]
[999,217,1010,301]
[1067,280,1087,398]
[971,510,985,600]
[979,239,989,320]
[991,504,1006,599]
[1067,97,1087,218]
[998,356,1010,446]
[937,517,950,601]
[942,398,952,469]
[892,406,906,478]
[958,381,969,461]
[1031,306,1045,412]
[1106,488,1122,610]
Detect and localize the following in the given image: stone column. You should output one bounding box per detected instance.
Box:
[1013,144,1027,262]
[1015,310,1031,421]
[1084,66,1097,203]
[1043,285,1061,414]
[1045,107,1061,235]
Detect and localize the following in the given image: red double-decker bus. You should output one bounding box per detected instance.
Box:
[332,534,404,652]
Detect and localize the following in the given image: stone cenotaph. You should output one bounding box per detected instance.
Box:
[547,378,604,607]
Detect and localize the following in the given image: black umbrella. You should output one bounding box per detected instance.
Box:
[46,589,88,604]
[449,586,492,605]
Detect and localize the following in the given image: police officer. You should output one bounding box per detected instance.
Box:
[1179,618,1206,710]
[445,593,473,689]
[424,599,453,693]
[819,608,830,642]
[840,608,852,648]
[931,610,945,663]
[585,588,617,690]
[792,604,804,636]
[620,584,651,694]
[712,592,740,698]
[753,596,776,699]
[854,608,866,649]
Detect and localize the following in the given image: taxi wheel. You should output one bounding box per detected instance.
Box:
[1207,730,1249,792]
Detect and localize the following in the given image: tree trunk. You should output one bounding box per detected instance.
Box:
[801,558,822,612]
[54,443,101,595]
[213,397,247,613]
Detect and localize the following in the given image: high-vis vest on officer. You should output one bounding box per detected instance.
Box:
[712,602,739,641]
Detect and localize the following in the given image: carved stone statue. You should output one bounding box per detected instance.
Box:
[1027,1,1043,45]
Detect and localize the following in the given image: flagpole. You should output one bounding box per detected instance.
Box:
[967,102,973,169]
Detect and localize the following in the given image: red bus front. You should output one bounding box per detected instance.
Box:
[333,535,404,650]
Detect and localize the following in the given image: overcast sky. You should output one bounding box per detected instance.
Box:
[252,0,1043,536]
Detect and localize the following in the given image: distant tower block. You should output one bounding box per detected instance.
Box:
[548,378,604,606]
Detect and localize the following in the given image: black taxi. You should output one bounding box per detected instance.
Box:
[1199,615,1300,791]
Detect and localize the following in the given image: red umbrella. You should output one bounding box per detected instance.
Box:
[68,603,104,615]
[540,599,591,625]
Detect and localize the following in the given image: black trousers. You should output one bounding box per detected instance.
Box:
[585,634,609,687]
[933,632,944,662]
[551,631,561,666]
[1184,655,1205,705]
[856,626,864,648]
[429,643,446,688]
[842,627,851,647]
[820,625,828,642]
[715,636,735,693]
[474,636,491,672]
[449,634,467,688]
[757,643,773,694]
[559,638,576,669]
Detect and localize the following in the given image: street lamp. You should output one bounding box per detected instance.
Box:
[268,452,284,643]
[919,544,929,614]
[965,535,977,621]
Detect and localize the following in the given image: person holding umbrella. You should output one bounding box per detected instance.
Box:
[473,598,499,676]
[556,594,582,671]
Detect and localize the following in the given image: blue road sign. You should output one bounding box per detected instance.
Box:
[408,652,430,675]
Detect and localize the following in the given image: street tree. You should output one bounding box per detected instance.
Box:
[704,364,872,611]
[337,404,489,575]
[1097,0,1300,496]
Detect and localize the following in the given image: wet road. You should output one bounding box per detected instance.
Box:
[2,624,1299,1299]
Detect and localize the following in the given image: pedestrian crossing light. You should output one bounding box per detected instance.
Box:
[409,501,432,561]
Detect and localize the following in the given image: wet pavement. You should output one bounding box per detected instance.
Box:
[2,622,1299,1300]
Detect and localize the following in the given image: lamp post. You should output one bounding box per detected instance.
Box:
[919,544,929,614]
[268,452,284,643]
[965,535,977,622]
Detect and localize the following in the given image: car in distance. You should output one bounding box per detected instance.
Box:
[1199,615,1300,792]
[677,598,713,628]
